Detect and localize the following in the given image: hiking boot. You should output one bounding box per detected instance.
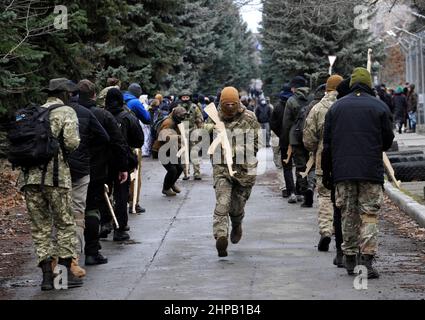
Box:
[57,258,84,289]
[39,258,54,291]
[129,204,146,214]
[194,175,202,181]
[122,225,130,232]
[216,237,228,257]
[99,223,113,239]
[230,225,243,244]
[333,250,344,268]
[71,258,86,278]
[318,236,331,252]
[113,230,130,242]
[301,189,314,208]
[182,175,190,181]
[343,254,357,276]
[172,184,182,194]
[296,195,304,203]
[162,188,177,197]
[282,189,289,198]
[359,254,380,279]
[85,253,108,266]
[288,193,297,204]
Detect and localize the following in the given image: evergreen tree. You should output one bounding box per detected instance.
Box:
[261,0,385,96]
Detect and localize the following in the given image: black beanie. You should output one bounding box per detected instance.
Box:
[290,76,307,89]
[105,88,124,114]
[336,78,352,100]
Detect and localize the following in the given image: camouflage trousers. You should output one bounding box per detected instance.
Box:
[213,178,253,239]
[24,185,77,265]
[335,181,383,256]
[186,141,201,177]
[316,176,333,237]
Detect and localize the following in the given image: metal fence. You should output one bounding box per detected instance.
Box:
[400,30,425,132]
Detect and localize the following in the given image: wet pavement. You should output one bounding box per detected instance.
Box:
[3,149,425,300]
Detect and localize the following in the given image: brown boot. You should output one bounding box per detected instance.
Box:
[216,237,228,257]
[172,185,182,194]
[230,225,243,244]
[162,189,177,197]
[71,257,86,278]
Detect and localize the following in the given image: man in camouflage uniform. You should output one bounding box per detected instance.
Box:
[176,90,204,180]
[205,87,260,257]
[19,78,83,290]
[303,75,343,256]
[322,68,394,279]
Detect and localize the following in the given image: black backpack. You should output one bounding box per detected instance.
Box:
[7,104,64,170]
[292,97,312,145]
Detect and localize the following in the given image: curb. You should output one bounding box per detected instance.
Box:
[384,182,425,228]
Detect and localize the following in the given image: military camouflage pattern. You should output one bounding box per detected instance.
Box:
[303,91,338,175]
[316,176,333,237]
[18,97,80,190]
[206,107,259,239]
[24,185,78,265]
[335,181,383,256]
[213,178,253,239]
[177,101,204,176]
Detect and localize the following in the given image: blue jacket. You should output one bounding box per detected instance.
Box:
[123,93,151,124]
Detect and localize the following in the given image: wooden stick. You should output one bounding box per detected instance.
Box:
[104,184,119,229]
[300,153,315,179]
[177,123,190,177]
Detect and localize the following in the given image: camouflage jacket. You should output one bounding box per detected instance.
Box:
[206,106,260,187]
[176,102,204,131]
[303,91,338,175]
[19,97,80,190]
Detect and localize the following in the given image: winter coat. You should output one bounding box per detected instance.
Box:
[407,91,418,113]
[152,116,181,154]
[205,107,260,188]
[123,93,151,125]
[392,93,408,123]
[255,103,272,123]
[322,83,394,185]
[79,98,128,181]
[107,103,145,172]
[19,97,80,190]
[68,102,110,181]
[281,87,311,148]
[303,91,338,176]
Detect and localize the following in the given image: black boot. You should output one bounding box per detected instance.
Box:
[57,258,84,289]
[216,237,228,257]
[113,230,130,242]
[343,254,357,276]
[99,222,113,239]
[333,250,344,268]
[85,253,108,266]
[317,235,331,252]
[39,258,54,291]
[301,189,314,208]
[359,254,380,279]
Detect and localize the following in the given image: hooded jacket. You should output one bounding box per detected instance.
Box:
[281,87,310,148]
[322,83,394,185]
[123,92,151,125]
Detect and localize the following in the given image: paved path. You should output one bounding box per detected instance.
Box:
[6,149,425,300]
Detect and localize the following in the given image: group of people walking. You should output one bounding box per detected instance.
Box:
[11,62,404,291]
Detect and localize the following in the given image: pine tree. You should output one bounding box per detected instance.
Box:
[261,0,385,96]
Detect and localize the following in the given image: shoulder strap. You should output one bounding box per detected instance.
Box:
[38,104,65,121]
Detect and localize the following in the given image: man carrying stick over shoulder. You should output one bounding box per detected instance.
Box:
[205,87,260,258]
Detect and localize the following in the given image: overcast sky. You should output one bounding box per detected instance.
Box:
[240,1,262,33]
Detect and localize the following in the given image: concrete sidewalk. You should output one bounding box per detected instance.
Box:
[3,149,425,300]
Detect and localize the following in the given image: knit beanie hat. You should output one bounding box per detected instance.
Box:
[290,76,307,89]
[326,75,344,92]
[350,68,372,89]
[220,87,240,105]
[128,83,142,97]
[105,88,124,113]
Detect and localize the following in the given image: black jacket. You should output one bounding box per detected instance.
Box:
[79,98,128,181]
[392,93,407,123]
[107,106,144,172]
[322,84,394,185]
[68,102,110,181]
